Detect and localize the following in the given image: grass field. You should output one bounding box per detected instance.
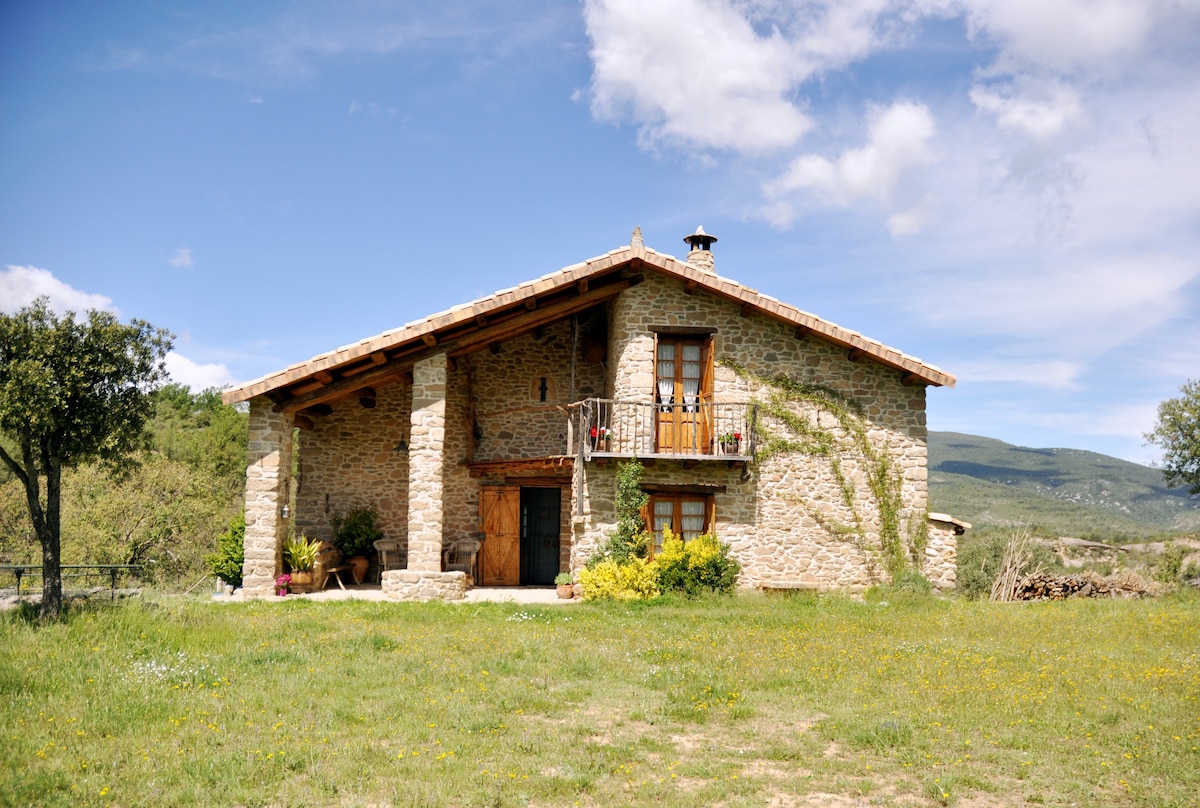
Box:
[2,592,1198,807]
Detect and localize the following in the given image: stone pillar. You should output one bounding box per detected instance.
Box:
[407,354,446,572]
[242,398,294,596]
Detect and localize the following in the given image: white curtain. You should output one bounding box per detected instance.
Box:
[658,379,674,411]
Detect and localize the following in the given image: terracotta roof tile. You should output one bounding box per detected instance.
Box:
[223,241,954,403]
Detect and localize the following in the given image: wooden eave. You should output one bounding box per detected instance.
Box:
[466,457,574,478]
[223,241,954,410]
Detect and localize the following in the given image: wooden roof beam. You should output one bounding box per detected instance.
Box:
[450,279,632,359]
[276,361,417,414]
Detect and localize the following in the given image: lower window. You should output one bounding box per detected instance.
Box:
[648,494,710,556]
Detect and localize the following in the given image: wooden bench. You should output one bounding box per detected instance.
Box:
[0,564,142,601]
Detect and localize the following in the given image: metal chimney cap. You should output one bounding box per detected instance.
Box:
[683,225,718,250]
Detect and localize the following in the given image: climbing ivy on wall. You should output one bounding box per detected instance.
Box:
[721,359,926,578]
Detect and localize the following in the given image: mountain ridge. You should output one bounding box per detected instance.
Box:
[927,431,1200,538]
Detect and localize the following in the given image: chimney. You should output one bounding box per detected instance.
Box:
[684,226,717,273]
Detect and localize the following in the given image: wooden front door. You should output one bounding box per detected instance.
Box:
[479,485,520,586]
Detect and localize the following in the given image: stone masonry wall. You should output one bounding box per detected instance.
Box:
[443,322,603,555]
[408,355,446,572]
[241,399,294,597]
[293,324,595,577]
[295,382,410,551]
[574,272,937,592]
[924,518,959,590]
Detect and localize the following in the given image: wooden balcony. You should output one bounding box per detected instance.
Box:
[569,398,757,463]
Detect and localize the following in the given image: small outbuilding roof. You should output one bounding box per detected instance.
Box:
[223,235,955,411]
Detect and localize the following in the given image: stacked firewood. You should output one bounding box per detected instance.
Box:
[1013,570,1162,600]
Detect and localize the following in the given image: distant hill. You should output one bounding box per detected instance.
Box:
[927,432,1200,539]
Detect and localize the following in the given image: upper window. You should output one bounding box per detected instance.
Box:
[654,336,712,454]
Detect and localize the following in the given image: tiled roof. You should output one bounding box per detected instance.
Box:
[223,241,954,404]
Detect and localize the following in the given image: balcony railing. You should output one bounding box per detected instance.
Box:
[569,398,757,461]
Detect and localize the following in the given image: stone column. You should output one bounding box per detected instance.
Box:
[407,354,446,572]
[241,398,294,596]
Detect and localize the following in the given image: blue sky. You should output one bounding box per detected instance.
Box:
[2,1,1198,465]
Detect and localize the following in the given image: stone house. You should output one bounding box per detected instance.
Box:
[223,228,961,600]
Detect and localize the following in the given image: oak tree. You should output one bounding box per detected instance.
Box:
[1145,379,1200,495]
[0,298,171,619]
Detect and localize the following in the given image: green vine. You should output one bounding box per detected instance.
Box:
[721,358,920,578]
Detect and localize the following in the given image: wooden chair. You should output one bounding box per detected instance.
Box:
[442,540,481,586]
[373,538,406,583]
[315,542,353,590]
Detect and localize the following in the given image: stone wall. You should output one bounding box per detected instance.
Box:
[292,321,597,579]
[925,516,961,590]
[576,272,939,592]
[382,570,467,601]
[295,382,411,549]
[241,400,294,597]
[443,322,602,555]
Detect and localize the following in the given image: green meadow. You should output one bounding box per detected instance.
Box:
[2,593,1197,807]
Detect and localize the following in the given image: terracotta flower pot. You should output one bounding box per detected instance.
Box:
[556,584,575,599]
[348,556,370,585]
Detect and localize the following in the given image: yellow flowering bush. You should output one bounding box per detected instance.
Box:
[579,557,661,601]
[657,528,740,596]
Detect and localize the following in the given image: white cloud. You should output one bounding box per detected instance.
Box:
[0,265,117,316]
[970,80,1083,141]
[927,255,1198,352]
[953,359,1084,390]
[949,0,1161,75]
[584,0,814,152]
[764,101,937,226]
[168,247,193,268]
[886,196,934,236]
[164,352,238,391]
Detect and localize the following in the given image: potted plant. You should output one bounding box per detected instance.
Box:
[589,424,611,450]
[275,574,291,597]
[332,507,383,584]
[283,534,321,593]
[555,572,575,599]
[718,431,742,454]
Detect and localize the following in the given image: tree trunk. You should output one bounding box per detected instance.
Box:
[40,452,63,621]
[12,438,63,621]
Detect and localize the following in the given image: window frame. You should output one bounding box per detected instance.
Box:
[644,492,715,558]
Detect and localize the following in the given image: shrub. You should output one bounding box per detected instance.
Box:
[891,569,933,594]
[332,507,383,559]
[865,570,934,603]
[206,513,244,588]
[956,530,1060,600]
[656,529,741,596]
[579,557,660,601]
[1156,542,1188,584]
